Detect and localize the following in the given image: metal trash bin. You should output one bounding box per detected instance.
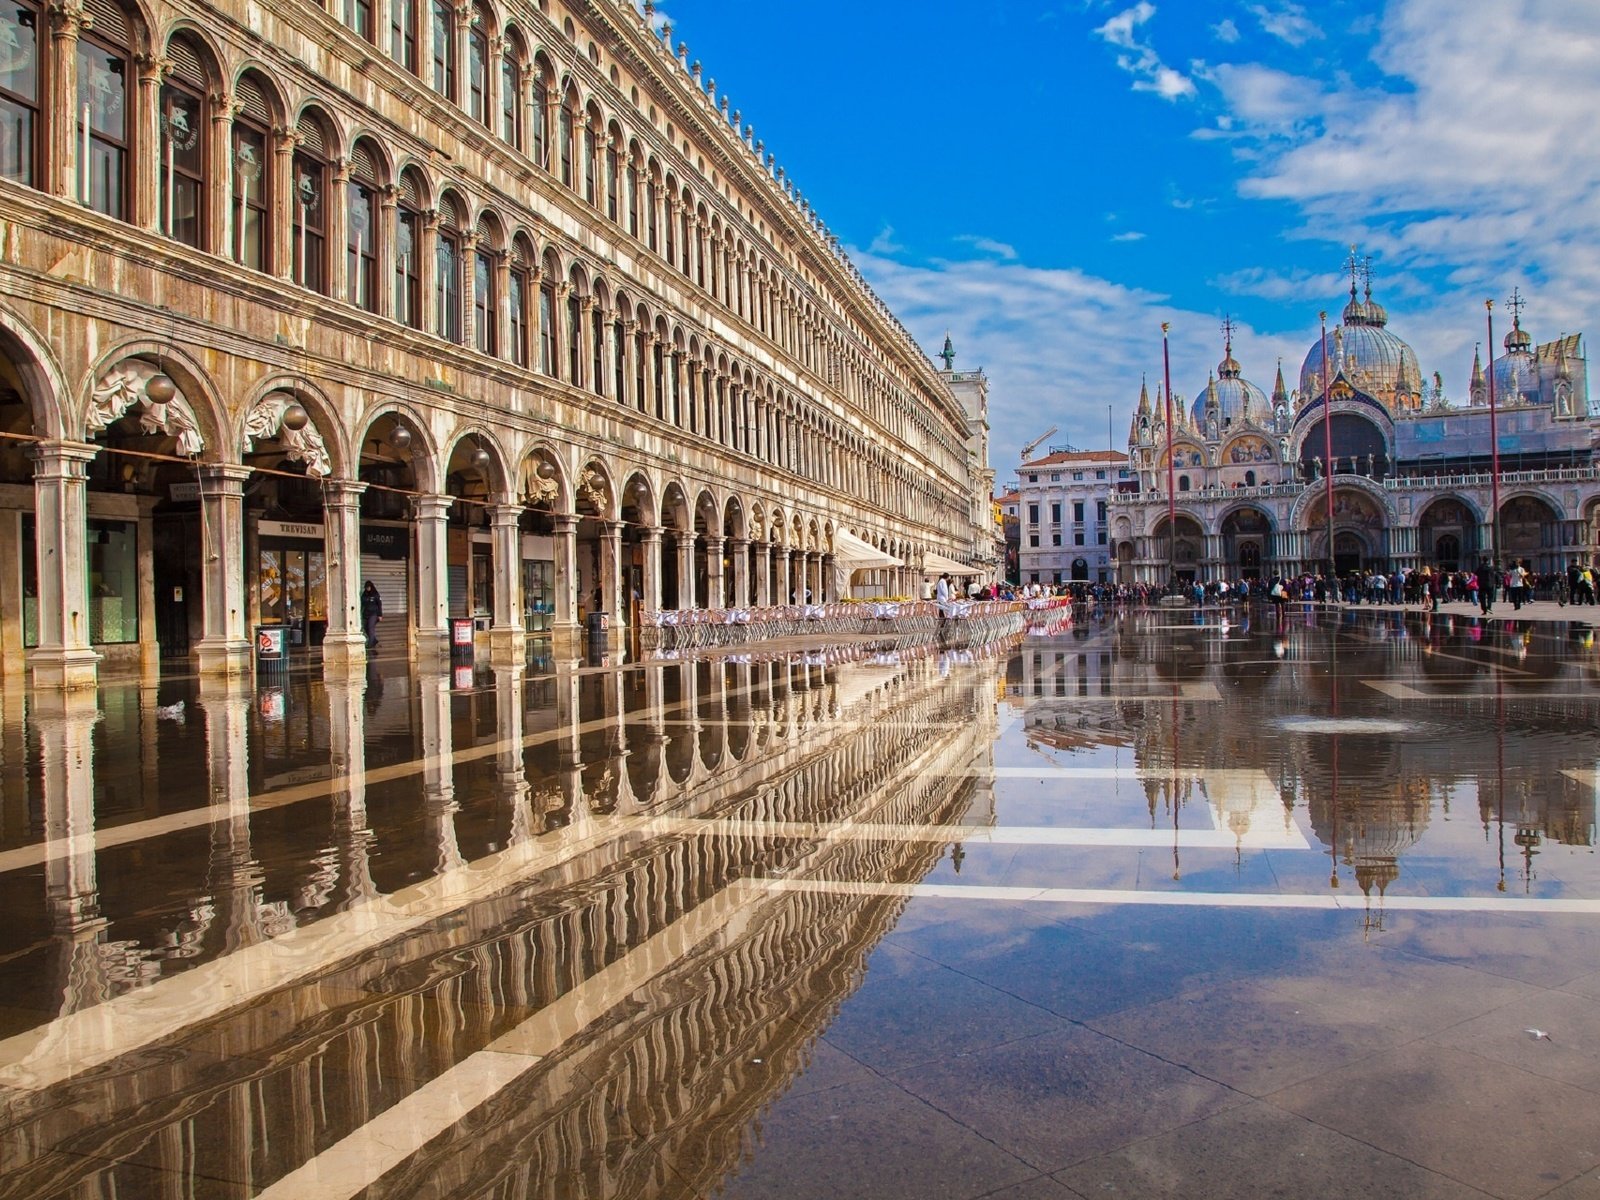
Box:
[586,611,609,637]
[450,617,475,659]
[254,624,287,671]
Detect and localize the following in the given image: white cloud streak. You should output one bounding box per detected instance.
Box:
[1094,3,1197,101]
[1248,2,1323,46]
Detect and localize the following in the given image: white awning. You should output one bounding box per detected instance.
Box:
[923,551,983,577]
[833,528,903,571]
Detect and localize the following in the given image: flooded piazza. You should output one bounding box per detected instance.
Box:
[0,608,1599,1199]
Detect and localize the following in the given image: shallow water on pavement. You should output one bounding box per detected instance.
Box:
[1,606,1598,1199]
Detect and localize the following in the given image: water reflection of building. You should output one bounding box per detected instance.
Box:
[0,648,1003,1198]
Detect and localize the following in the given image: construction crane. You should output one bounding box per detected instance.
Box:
[1019,426,1058,462]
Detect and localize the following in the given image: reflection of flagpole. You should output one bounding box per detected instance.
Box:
[1486,300,1501,569]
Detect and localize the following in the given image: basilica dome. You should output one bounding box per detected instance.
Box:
[1298,284,1424,410]
[1191,346,1269,428]
[1491,317,1539,402]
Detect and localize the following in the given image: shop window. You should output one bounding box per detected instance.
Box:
[89,519,138,642]
[0,0,40,186]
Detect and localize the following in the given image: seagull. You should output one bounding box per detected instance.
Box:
[1525,1029,1553,1041]
[154,701,186,723]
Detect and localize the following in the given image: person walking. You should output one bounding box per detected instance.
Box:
[361,580,383,648]
[934,572,952,620]
[1478,560,1497,615]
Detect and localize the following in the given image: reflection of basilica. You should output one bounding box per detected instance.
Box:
[1115,270,1598,581]
[0,648,1002,1198]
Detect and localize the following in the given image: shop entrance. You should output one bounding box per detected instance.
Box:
[258,537,327,647]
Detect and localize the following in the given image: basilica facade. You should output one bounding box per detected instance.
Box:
[1112,280,1598,583]
[0,0,989,687]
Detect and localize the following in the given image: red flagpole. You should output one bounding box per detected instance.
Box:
[1162,322,1176,585]
[1320,312,1334,581]
[1486,300,1501,569]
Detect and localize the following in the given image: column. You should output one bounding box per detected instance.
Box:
[193,463,252,676]
[619,319,636,409]
[776,549,790,606]
[327,157,351,303]
[641,526,662,614]
[551,513,578,647]
[488,502,524,659]
[755,540,771,607]
[419,209,440,336]
[414,493,453,659]
[270,126,300,279]
[458,231,479,350]
[46,2,88,198]
[704,534,724,609]
[207,91,234,258]
[730,537,749,607]
[134,54,165,231]
[377,185,398,320]
[677,530,697,609]
[30,442,98,689]
[322,478,367,670]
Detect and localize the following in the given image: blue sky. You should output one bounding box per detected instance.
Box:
[643,0,1600,473]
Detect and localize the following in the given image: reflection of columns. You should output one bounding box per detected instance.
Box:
[195,463,253,676]
[489,503,525,660]
[776,548,790,606]
[420,674,464,874]
[322,478,368,670]
[326,673,377,905]
[200,678,265,952]
[30,441,99,689]
[730,537,750,607]
[705,534,725,609]
[755,540,771,606]
[600,521,622,633]
[551,514,578,645]
[677,531,697,609]
[495,665,532,846]
[414,493,453,657]
[641,526,663,613]
[38,694,107,1015]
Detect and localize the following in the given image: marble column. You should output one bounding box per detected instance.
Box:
[599,521,622,638]
[730,537,750,607]
[677,530,697,609]
[755,540,772,607]
[322,479,368,671]
[413,493,453,663]
[551,513,579,651]
[30,441,99,690]
[776,548,790,606]
[195,463,253,677]
[640,526,663,614]
[488,502,525,661]
[704,534,725,609]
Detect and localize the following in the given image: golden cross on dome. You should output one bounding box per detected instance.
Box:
[1345,244,1361,292]
[1507,287,1525,324]
[1219,313,1236,350]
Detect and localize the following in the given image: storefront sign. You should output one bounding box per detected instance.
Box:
[259,519,325,540]
[361,526,408,560]
[168,482,199,502]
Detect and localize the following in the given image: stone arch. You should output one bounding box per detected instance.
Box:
[0,302,68,438]
[81,343,226,462]
[619,468,655,526]
[574,456,615,520]
[238,373,348,478]
[292,101,345,162]
[516,441,570,511]
[723,494,746,541]
[440,425,513,502]
[350,398,441,494]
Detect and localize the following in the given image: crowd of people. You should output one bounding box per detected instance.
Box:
[976,560,1597,615]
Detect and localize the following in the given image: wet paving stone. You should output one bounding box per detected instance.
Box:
[0,608,1596,1198]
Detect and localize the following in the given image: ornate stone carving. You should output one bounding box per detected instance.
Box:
[577,466,608,513]
[87,362,205,457]
[244,394,331,477]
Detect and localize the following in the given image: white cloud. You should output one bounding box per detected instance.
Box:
[1248,2,1322,46]
[1212,17,1241,43]
[1211,0,1600,407]
[1094,3,1197,101]
[956,234,1020,260]
[1111,231,1147,242]
[869,225,904,255]
[852,248,1308,467]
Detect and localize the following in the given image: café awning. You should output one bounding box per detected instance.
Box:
[833,528,903,570]
[922,551,982,576]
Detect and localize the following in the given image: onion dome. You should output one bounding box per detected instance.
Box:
[1490,296,1538,402]
[1298,274,1422,409]
[1191,334,1268,427]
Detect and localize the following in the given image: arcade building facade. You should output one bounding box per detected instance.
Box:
[0,0,989,688]
[1112,280,1599,584]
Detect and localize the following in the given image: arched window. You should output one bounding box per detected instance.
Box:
[160,36,208,249]
[292,113,330,293]
[343,0,374,42]
[529,57,548,168]
[625,153,639,237]
[430,0,455,100]
[632,315,646,411]
[1178,475,1190,492]
[611,305,625,401]
[0,0,42,186]
[590,284,605,395]
[394,167,424,327]
[537,257,557,375]
[390,0,418,74]
[604,132,619,221]
[662,179,675,262]
[76,0,132,219]
[651,328,665,420]
[565,271,582,384]
[346,140,380,312]
[231,74,273,269]
[557,88,574,186]
[508,237,531,367]
[435,196,463,342]
[473,216,499,356]
[581,109,597,204]
[466,4,489,126]
[644,171,657,250]
[500,34,522,147]
[1243,469,1256,487]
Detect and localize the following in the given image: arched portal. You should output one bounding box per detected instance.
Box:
[1220,506,1272,580]
[1499,495,1560,572]
[1152,513,1205,582]
[1418,497,1477,572]
[441,432,510,643]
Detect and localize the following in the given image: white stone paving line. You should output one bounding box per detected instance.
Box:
[1364,680,1600,701]
[253,881,758,1200]
[759,878,1600,914]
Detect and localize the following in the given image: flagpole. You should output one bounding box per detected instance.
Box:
[1486,299,1501,570]
[1320,312,1334,583]
[1162,323,1176,587]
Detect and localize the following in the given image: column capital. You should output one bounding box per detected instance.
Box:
[552,514,578,534]
[413,493,454,520]
[27,439,98,473]
[640,525,662,542]
[728,537,748,551]
[322,478,368,504]
[489,502,524,527]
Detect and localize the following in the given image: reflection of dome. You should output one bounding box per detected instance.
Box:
[1298,282,1423,409]
[1192,345,1269,427]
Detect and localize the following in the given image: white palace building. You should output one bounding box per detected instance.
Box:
[0,0,995,687]
[1111,276,1598,584]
